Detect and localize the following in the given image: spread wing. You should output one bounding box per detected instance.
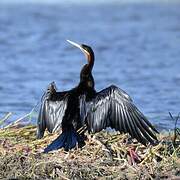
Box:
[80,85,158,145]
[37,82,68,139]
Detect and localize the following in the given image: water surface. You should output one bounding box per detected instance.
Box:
[0,2,180,129]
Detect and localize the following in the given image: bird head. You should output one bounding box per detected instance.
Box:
[67,40,94,65]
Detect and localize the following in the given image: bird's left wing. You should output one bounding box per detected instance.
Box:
[80,85,158,145]
[37,82,68,139]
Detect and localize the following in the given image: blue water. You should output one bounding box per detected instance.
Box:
[0,2,180,130]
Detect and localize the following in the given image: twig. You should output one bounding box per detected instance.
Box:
[4,102,40,129]
[4,112,31,129]
[0,112,13,126]
[169,112,180,146]
[92,135,113,160]
[1,85,51,129]
[77,125,87,134]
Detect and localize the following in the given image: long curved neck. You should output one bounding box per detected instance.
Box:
[78,51,95,92]
[86,51,94,70]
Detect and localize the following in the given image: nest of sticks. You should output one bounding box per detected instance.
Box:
[0,123,179,179]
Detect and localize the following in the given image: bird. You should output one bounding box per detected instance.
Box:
[37,40,159,153]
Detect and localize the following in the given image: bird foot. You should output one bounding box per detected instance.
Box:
[128,147,141,165]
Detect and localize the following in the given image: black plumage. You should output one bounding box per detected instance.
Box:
[37,40,158,153]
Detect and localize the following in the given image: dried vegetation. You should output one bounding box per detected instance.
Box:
[0,123,179,179]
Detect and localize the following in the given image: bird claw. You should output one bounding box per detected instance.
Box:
[128,147,141,165]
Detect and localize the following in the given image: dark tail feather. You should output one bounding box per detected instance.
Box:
[44,129,77,153]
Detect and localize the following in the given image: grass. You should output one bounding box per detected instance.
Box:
[0,124,179,179]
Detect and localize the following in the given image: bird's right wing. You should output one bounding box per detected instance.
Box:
[37,82,68,139]
[80,85,158,146]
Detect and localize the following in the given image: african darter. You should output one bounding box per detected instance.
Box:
[37,40,158,153]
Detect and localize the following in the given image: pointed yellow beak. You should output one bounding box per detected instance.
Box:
[67,39,89,56]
